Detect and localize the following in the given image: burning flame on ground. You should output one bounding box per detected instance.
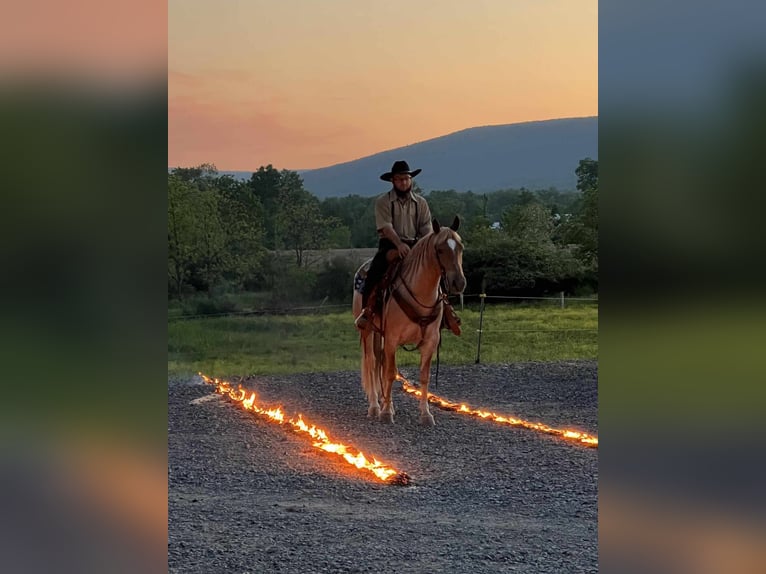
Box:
[397,375,598,448]
[199,374,410,485]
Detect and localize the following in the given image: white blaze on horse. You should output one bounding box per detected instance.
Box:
[352,216,466,425]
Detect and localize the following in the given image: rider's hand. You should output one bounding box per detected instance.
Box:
[397,243,411,259]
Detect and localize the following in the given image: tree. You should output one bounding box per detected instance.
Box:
[168,168,267,297]
[167,175,199,298]
[213,174,267,287]
[425,189,486,229]
[320,194,377,247]
[462,237,584,296]
[326,225,352,248]
[460,184,589,295]
[188,187,227,295]
[276,176,341,267]
[517,188,537,206]
[170,163,218,185]
[502,202,555,244]
[247,165,282,249]
[462,214,496,249]
[576,158,598,195]
[312,256,357,303]
[167,175,227,297]
[563,158,598,270]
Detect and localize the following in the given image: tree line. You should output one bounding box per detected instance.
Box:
[168,159,598,304]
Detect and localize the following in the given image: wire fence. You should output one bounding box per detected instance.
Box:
[462,293,597,363]
[167,304,348,321]
[461,293,598,302]
[168,293,598,322]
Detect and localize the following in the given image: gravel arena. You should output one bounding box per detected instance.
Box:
[169,361,597,573]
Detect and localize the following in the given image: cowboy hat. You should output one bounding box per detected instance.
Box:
[380,160,422,182]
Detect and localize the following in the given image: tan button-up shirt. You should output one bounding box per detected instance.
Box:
[374,189,433,242]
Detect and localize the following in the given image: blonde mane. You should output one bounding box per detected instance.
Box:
[399,227,460,283]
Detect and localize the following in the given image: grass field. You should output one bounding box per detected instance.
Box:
[168,301,598,378]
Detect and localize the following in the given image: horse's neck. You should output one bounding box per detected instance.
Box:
[399,239,441,301]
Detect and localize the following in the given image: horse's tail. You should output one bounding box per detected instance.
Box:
[360,330,383,402]
[373,332,384,393]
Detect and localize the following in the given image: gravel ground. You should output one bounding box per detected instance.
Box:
[169,361,598,573]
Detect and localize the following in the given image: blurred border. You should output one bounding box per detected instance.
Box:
[601,1,766,572]
[1,1,167,572]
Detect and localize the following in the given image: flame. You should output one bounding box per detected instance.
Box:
[396,375,598,448]
[198,373,410,484]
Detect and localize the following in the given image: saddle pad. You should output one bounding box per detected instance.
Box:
[354,257,374,294]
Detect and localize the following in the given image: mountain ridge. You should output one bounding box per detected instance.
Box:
[220,116,598,198]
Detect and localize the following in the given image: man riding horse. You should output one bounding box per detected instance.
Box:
[354,160,432,330]
[355,160,460,335]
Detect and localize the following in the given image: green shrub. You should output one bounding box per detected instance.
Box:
[273,266,317,304]
[463,238,586,296]
[312,256,357,303]
[178,295,240,317]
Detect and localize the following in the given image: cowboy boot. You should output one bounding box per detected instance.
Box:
[443,300,462,336]
[355,290,377,330]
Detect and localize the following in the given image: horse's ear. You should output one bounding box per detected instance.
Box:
[432,218,441,233]
[450,215,460,232]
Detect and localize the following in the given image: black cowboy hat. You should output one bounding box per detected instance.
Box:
[380,160,422,182]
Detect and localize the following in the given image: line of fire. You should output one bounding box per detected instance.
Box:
[397,375,598,448]
[198,373,411,485]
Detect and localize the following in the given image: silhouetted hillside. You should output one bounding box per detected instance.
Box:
[220,117,597,197]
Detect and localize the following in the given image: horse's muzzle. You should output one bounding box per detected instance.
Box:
[449,274,467,294]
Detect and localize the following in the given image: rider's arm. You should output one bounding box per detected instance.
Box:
[418,198,434,237]
[378,223,404,248]
[379,224,410,258]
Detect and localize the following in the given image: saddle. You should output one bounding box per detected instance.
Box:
[368,260,402,319]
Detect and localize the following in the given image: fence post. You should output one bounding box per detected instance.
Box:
[560,291,565,309]
[475,292,486,364]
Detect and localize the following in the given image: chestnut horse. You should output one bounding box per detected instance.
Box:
[352,217,466,425]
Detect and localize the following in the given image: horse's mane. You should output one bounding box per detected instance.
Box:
[399,227,452,279]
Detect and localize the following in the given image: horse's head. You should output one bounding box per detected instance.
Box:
[432,216,467,295]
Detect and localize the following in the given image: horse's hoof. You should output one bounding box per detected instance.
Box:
[420,413,435,426]
[367,405,380,418]
[379,411,394,424]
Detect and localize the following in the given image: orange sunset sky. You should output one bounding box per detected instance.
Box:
[169,0,597,171]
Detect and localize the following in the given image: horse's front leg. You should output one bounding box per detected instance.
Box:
[418,344,436,426]
[379,342,397,423]
[367,390,381,419]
